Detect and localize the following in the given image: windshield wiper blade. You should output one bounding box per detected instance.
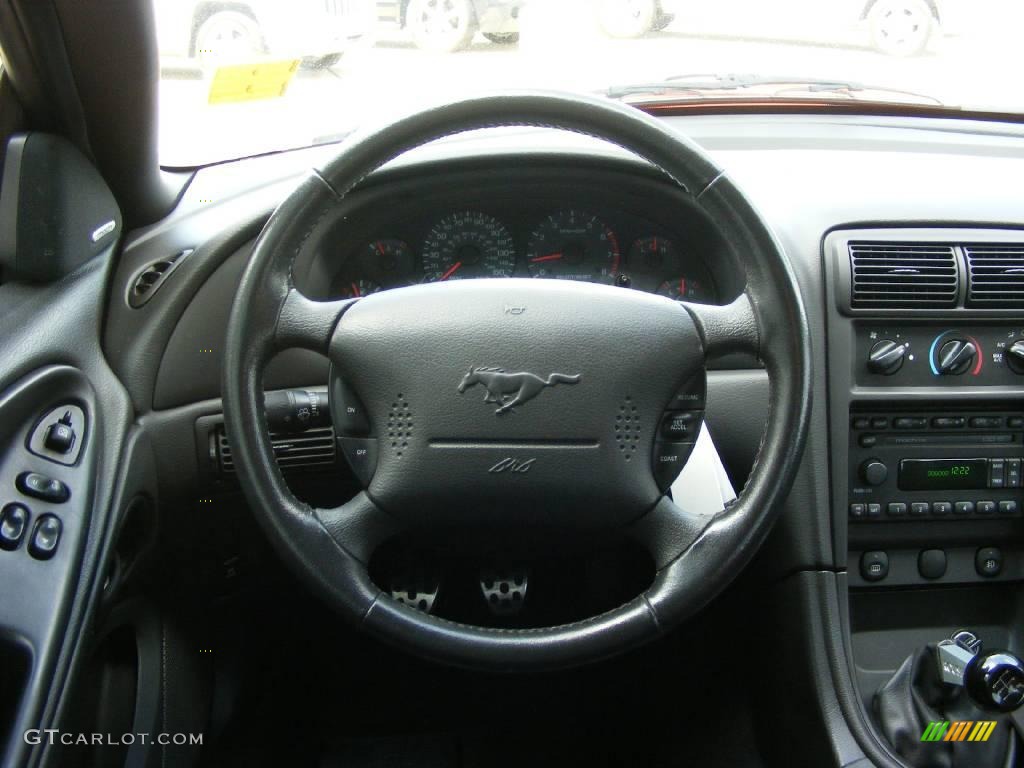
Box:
[606,73,942,105]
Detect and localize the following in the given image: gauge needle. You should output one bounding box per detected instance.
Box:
[350,282,361,298]
[375,241,386,258]
[531,252,563,263]
[440,261,462,281]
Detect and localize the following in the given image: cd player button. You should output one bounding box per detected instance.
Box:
[1008,417,1024,429]
[990,459,1006,488]
[977,500,997,515]
[999,500,1019,515]
[859,434,878,448]
[954,501,975,515]
[871,417,889,429]
[970,416,1004,429]
[931,501,953,516]
[1007,459,1021,488]
[893,417,927,429]
[849,503,866,519]
[851,417,870,429]
[910,502,930,516]
[887,502,908,517]
[932,416,965,429]
[867,503,882,518]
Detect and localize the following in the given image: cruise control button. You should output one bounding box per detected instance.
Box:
[931,501,952,516]
[954,501,975,515]
[999,500,1019,515]
[28,514,62,560]
[330,377,370,436]
[667,373,705,411]
[660,411,701,440]
[16,472,69,503]
[338,437,378,487]
[0,503,30,551]
[977,500,997,515]
[976,547,1003,577]
[652,441,695,492]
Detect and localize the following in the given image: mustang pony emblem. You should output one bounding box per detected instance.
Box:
[457,366,581,414]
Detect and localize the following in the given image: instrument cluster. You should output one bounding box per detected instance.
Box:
[327,206,717,302]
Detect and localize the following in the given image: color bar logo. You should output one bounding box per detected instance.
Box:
[921,721,998,742]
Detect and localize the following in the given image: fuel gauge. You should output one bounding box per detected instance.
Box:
[339,279,382,299]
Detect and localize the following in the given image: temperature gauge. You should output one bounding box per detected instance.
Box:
[656,277,710,302]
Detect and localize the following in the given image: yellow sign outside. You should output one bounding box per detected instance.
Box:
[207,59,300,105]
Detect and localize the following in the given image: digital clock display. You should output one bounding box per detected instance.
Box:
[899,458,988,491]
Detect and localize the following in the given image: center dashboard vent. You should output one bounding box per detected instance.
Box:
[964,243,1024,308]
[216,425,336,475]
[849,241,958,309]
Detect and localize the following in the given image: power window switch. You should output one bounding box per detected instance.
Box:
[28,514,62,560]
[0,503,30,550]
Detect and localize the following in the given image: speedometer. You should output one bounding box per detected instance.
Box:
[422,211,515,281]
[526,210,620,282]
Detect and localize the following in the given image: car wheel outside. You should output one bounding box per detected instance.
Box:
[408,0,478,52]
[194,10,266,72]
[868,0,934,56]
[596,0,657,38]
[483,32,519,44]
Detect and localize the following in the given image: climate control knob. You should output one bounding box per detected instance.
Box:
[860,459,888,486]
[936,339,977,376]
[1006,340,1024,375]
[867,340,908,375]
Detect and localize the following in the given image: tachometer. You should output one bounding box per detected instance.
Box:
[422,211,515,281]
[526,210,620,282]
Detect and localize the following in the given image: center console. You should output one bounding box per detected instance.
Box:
[824,227,1024,757]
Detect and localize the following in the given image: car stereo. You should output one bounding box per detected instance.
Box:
[847,410,1024,522]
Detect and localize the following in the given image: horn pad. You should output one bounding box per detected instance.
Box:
[329,279,703,527]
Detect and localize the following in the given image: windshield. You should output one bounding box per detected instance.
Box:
[155,0,1021,166]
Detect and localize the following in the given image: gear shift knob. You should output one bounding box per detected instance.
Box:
[965,650,1024,713]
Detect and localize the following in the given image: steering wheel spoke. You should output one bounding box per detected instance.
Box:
[315,491,404,565]
[275,288,356,355]
[680,292,760,362]
[627,495,717,570]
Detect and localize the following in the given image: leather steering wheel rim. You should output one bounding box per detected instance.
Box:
[222,91,811,671]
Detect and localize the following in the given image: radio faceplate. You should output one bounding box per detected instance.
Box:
[848,410,1024,523]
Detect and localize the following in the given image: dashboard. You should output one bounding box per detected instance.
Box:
[300,165,731,303]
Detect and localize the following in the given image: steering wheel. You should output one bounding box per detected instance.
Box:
[222,91,810,671]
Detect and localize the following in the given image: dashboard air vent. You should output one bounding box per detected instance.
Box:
[964,244,1024,308]
[849,242,958,309]
[129,249,193,308]
[217,425,336,475]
